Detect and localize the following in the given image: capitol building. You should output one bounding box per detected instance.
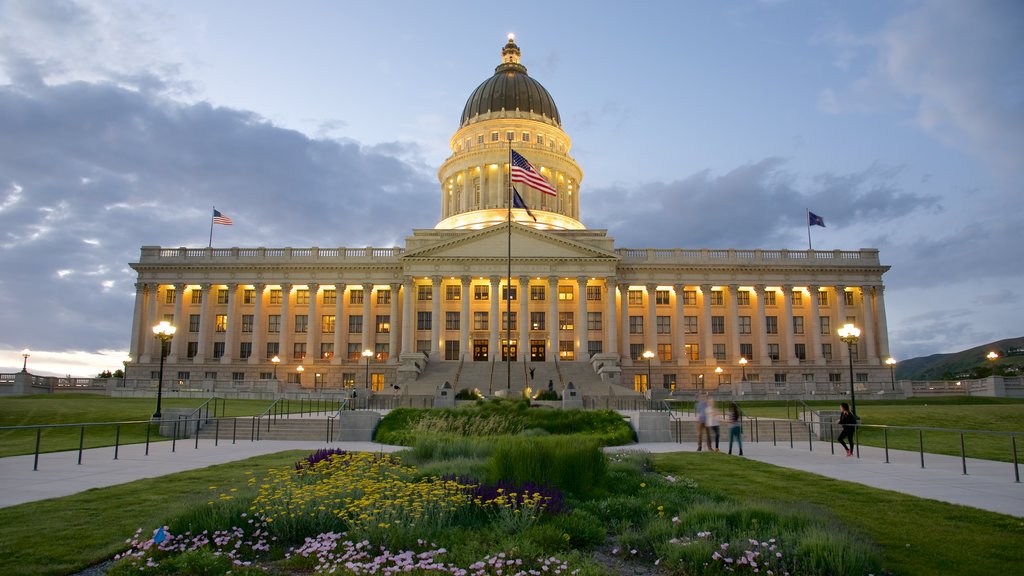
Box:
[127,37,891,397]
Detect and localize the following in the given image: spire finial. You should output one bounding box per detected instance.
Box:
[502,34,521,65]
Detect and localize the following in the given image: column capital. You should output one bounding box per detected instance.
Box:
[460,275,471,287]
[490,275,502,285]
[390,282,401,291]
[577,275,589,285]
[362,282,374,291]
[308,282,319,292]
[645,282,658,291]
[807,284,819,292]
[700,283,713,292]
[280,282,292,292]
[835,284,846,292]
[253,282,265,291]
[727,283,739,291]
[547,275,559,284]
[781,284,793,292]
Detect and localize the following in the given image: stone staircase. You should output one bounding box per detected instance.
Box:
[254,416,334,441]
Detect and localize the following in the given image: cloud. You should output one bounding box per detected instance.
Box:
[0,79,435,357]
[818,0,1024,184]
[583,157,940,248]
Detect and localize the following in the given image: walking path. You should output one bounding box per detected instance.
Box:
[1,436,1021,517]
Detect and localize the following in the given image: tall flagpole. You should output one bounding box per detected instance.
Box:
[209,206,215,248]
[806,208,812,251]
[506,136,513,391]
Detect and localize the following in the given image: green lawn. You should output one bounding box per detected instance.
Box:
[732,397,1024,462]
[0,394,333,457]
[1,447,1020,576]
[0,450,307,576]
[653,452,1024,576]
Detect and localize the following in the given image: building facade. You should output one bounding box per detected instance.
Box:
[127,37,891,395]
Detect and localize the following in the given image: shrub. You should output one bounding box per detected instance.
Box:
[532,389,560,401]
[487,436,607,497]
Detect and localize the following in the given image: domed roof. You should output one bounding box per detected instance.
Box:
[460,36,560,128]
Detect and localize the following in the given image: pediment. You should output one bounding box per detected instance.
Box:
[402,224,618,262]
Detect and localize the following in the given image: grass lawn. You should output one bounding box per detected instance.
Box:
[0,450,308,576]
[1,445,1020,576]
[652,452,1024,576]
[733,397,1024,462]
[0,394,322,457]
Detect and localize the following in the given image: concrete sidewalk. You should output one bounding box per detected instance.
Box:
[608,439,1024,518]
[1,436,1021,518]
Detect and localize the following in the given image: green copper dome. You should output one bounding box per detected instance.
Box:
[460,36,561,128]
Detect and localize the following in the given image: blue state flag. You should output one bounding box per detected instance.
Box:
[808,211,826,227]
[512,187,538,221]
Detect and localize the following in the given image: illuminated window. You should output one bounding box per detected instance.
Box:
[628,290,643,305]
[558,312,573,330]
[217,289,229,304]
[294,315,308,333]
[682,290,697,306]
[322,315,335,334]
[215,314,227,333]
[586,285,601,301]
[656,290,671,305]
[376,315,390,334]
[656,316,671,334]
[446,285,461,301]
[737,291,750,306]
[558,286,574,301]
[350,289,364,304]
[377,289,391,305]
[710,291,724,306]
[269,289,282,305]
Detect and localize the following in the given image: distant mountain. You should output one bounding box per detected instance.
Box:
[897,337,1024,380]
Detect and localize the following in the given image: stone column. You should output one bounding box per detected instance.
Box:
[169,283,186,362]
[754,284,768,364]
[362,283,374,356]
[645,283,659,365]
[389,283,400,361]
[279,283,292,362]
[334,282,347,364]
[222,283,238,363]
[701,284,714,364]
[861,286,878,364]
[576,276,588,361]
[305,283,319,363]
[144,283,158,361]
[518,276,529,361]
[673,284,687,366]
[489,276,501,360]
[430,276,441,360]
[618,283,630,361]
[874,286,891,360]
[835,285,848,362]
[250,283,265,364]
[400,279,413,360]
[606,278,619,356]
[782,285,797,366]
[196,283,212,363]
[132,283,148,363]
[808,285,823,365]
[547,276,559,362]
[460,276,471,362]
[727,285,740,366]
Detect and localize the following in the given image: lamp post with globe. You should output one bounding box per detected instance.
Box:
[152,321,177,419]
[837,323,861,414]
[642,350,655,393]
[885,357,896,391]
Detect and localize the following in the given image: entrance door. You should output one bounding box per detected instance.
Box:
[501,340,518,361]
[473,340,488,361]
[530,340,546,362]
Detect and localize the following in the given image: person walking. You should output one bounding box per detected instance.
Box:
[695,393,708,451]
[837,402,857,457]
[727,402,743,455]
[705,397,721,452]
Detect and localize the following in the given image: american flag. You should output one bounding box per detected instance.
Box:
[212,209,233,226]
[510,150,557,197]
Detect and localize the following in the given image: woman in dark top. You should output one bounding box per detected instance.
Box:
[837,402,857,457]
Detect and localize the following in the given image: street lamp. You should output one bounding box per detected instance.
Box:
[151,321,177,419]
[122,357,131,387]
[271,355,280,379]
[715,366,723,386]
[315,372,321,392]
[362,349,373,389]
[739,357,748,381]
[642,350,655,393]
[837,323,861,414]
[20,349,30,373]
[296,364,304,385]
[885,357,896,390]
[987,351,999,376]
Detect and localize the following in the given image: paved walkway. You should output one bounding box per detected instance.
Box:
[1,436,1021,517]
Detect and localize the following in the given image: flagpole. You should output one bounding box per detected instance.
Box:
[209,206,215,248]
[506,136,513,391]
[806,208,812,251]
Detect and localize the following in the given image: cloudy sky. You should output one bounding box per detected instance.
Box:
[0,0,1020,376]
